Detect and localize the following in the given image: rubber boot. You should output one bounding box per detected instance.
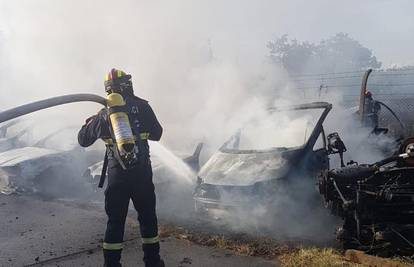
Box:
[145,258,165,267]
[143,243,163,267]
[103,249,122,267]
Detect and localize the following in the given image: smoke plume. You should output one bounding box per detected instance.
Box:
[0,0,403,243]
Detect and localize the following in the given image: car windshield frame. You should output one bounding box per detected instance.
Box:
[219,102,332,154]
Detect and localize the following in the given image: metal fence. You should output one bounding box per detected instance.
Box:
[338,95,414,138]
[294,69,414,138]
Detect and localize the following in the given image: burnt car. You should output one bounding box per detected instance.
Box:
[319,137,414,256]
[193,102,335,217]
[0,146,93,196]
[0,127,101,197]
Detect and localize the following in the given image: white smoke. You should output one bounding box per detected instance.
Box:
[0,0,403,243]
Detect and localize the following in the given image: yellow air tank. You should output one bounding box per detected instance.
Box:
[106,92,136,158]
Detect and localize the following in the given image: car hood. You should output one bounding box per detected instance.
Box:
[0,147,65,165]
[198,149,292,186]
[0,147,70,178]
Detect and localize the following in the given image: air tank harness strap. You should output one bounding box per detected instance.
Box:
[103,132,149,145]
[107,106,127,114]
[98,146,109,188]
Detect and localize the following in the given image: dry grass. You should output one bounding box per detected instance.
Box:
[279,247,364,267]
[159,224,294,258]
[392,255,414,266]
[159,224,413,267]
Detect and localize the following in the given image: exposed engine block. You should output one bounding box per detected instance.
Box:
[319,138,414,255]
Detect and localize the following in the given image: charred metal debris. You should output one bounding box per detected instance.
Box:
[319,137,414,256]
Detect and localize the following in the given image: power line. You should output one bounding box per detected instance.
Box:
[289,70,365,78]
[369,83,414,87]
[290,69,414,79]
[342,93,414,97]
[291,74,362,82]
[375,68,414,72]
[295,84,360,90]
[295,83,414,90]
[371,72,414,77]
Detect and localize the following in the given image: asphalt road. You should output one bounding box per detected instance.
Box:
[0,194,278,267]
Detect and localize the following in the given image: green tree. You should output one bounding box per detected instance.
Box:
[268,33,382,75]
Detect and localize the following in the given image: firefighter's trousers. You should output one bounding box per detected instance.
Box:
[103,160,160,267]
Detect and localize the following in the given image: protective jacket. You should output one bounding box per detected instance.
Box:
[78,94,162,165]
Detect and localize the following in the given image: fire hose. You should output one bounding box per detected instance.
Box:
[0,94,108,185]
[0,94,106,124]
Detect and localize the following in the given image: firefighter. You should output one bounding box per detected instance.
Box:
[78,69,164,267]
[364,91,381,130]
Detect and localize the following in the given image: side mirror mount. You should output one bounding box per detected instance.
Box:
[327,132,347,167]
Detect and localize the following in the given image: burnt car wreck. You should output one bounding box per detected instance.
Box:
[319,137,414,255]
[193,102,334,217]
[0,126,102,197]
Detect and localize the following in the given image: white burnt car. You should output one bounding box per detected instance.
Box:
[0,147,75,194]
[193,102,336,217]
[0,125,100,197]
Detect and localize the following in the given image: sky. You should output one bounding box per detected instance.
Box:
[148,0,414,67]
[1,0,413,102]
[1,1,413,68]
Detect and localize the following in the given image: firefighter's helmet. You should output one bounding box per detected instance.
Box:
[104,68,133,94]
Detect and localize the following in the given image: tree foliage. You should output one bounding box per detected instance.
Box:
[267,33,382,75]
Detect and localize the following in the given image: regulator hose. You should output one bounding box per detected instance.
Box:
[0,94,106,123]
[376,100,406,132]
